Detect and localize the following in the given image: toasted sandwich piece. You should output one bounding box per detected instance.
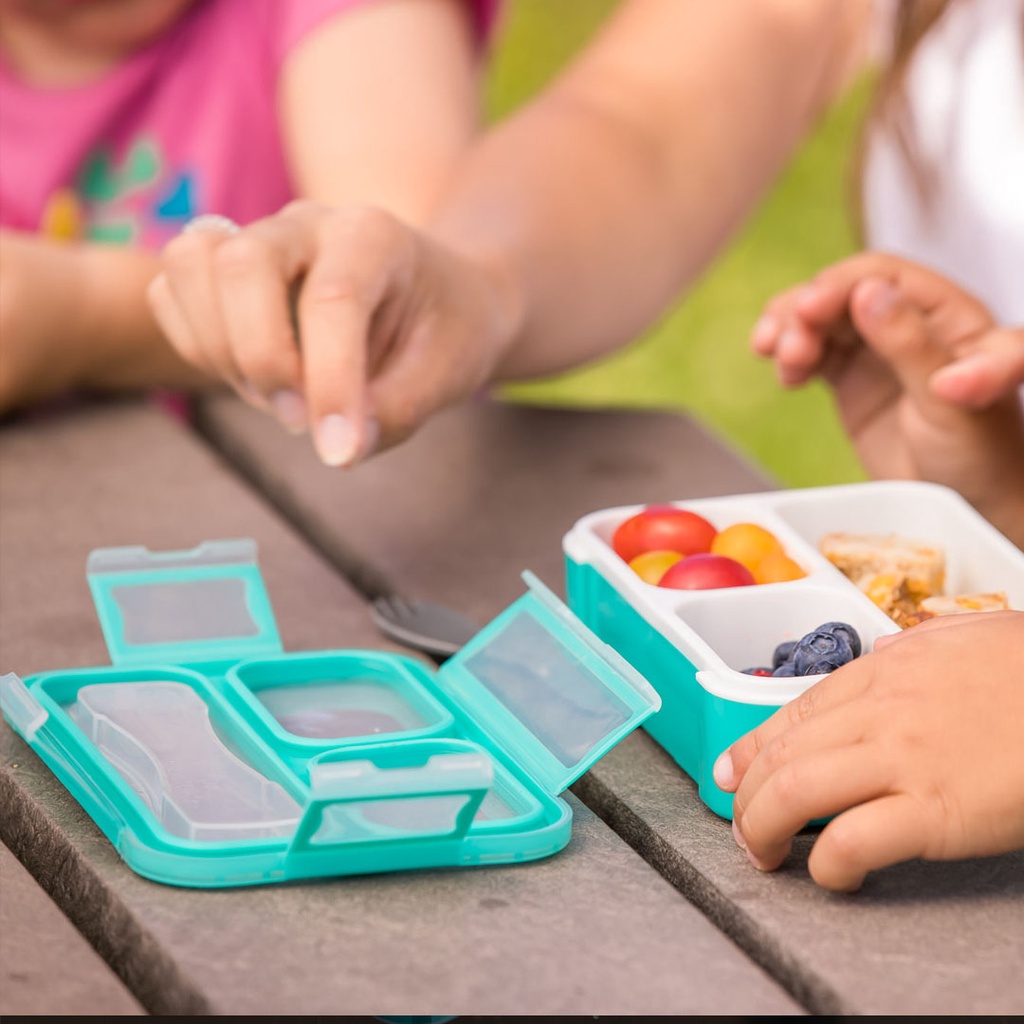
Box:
[819,532,946,600]
[855,572,924,627]
[896,591,1011,628]
[918,591,1010,616]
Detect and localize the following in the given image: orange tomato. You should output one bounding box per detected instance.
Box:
[709,522,783,575]
[754,550,807,584]
[628,549,684,584]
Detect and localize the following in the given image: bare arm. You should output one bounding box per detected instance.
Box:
[436,0,874,378]
[0,232,212,414]
[280,0,482,223]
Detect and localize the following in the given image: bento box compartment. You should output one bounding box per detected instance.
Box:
[71,681,300,842]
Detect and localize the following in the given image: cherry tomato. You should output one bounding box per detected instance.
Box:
[628,549,684,584]
[658,553,756,590]
[612,506,717,563]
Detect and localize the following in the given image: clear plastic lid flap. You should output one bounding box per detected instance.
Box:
[438,572,661,795]
[86,539,282,666]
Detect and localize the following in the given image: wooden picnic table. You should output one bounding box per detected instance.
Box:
[2,393,1022,1016]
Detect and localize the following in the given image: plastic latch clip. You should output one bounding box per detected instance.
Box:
[0,673,49,741]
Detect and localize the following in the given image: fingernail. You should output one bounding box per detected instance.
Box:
[796,283,820,306]
[239,380,267,409]
[315,413,358,467]
[270,390,308,434]
[747,848,771,872]
[864,280,898,320]
[751,315,778,347]
[713,750,735,790]
[732,818,747,850]
[777,326,803,356]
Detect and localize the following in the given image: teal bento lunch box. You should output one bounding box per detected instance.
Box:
[563,481,1024,819]
[1,540,660,888]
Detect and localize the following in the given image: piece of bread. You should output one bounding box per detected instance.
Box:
[819,532,947,626]
[900,591,1011,628]
[819,536,946,622]
[819,532,946,594]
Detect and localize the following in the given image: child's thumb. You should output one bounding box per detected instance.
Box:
[849,276,945,404]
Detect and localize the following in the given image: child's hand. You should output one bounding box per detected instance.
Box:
[751,253,1024,404]
[714,611,1024,892]
[148,202,519,467]
[749,254,1024,545]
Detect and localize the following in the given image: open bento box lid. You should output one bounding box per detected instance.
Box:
[84,542,660,797]
[438,571,661,795]
[0,542,661,886]
[86,539,283,668]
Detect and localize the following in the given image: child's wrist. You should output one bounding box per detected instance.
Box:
[74,243,164,380]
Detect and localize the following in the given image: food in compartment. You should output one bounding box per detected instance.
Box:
[659,552,755,590]
[627,549,684,584]
[613,506,806,588]
[819,531,1013,627]
[901,591,1010,627]
[710,522,782,574]
[742,621,863,678]
[612,506,717,562]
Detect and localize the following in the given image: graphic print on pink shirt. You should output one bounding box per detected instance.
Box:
[0,0,500,248]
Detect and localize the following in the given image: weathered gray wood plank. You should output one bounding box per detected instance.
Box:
[0,399,799,1016]
[1,841,144,1016]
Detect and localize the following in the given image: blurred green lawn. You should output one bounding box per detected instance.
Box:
[483,0,872,488]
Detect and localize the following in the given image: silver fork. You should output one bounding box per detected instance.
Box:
[370,594,480,660]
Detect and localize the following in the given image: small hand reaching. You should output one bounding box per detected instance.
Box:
[750,253,1024,546]
[715,611,1024,892]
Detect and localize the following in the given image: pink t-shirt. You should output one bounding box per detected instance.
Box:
[0,0,498,249]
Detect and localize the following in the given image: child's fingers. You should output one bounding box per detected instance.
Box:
[848,276,948,405]
[147,273,211,376]
[211,218,312,432]
[752,284,857,386]
[790,253,911,333]
[735,743,892,874]
[774,320,830,386]
[715,656,875,792]
[750,285,806,356]
[929,327,1024,408]
[807,794,930,892]
[159,229,247,390]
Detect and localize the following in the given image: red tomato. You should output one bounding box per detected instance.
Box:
[611,507,717,563]
[658,553,756,590]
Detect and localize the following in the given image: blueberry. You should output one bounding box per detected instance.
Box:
[798,655,849,676]
[816,621,862,659]
[792,629,854,675]
[772,640,797,669]
[771,661,797,677]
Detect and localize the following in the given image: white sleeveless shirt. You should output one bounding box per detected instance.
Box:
[862,0,1024,326]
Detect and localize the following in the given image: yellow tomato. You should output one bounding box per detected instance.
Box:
[754,550,807,584]
[628,549,684,585]
[709,522,783,575]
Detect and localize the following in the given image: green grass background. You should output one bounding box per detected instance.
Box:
[482,0,872,488]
